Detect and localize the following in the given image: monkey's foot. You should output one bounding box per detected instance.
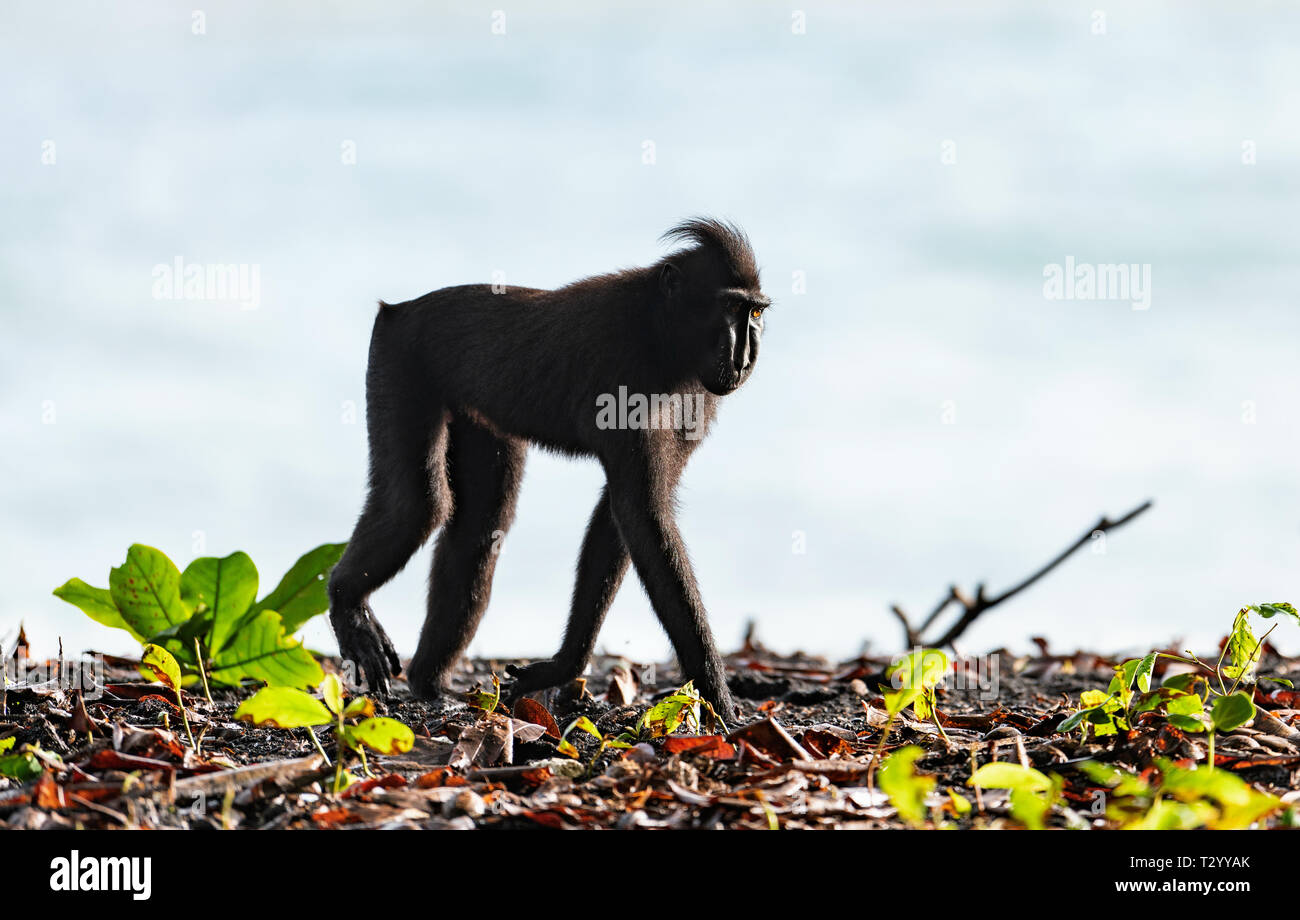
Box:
[698,678,741,726]
[404,662,457,702]
[503,658,580,702]
[331,604,402,696]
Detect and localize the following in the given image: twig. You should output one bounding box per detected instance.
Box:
[892,500,1153,650]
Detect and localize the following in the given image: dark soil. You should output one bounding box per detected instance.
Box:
[4,637,1299,830]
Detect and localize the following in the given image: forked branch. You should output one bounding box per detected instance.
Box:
[890,500,1153,650]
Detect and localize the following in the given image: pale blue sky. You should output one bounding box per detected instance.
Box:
[2,1,1297,664]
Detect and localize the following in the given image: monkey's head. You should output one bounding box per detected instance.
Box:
[658,218,769,396]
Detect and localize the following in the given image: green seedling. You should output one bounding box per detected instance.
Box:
[1059,651,1156,739]
[556,681,720,776]
[235,674,414,793]
[557,716,636,775]
[139,643,195,749]
[870,648,950,782]
[0,736,44,782]
[55,543,345,690]
[877,745,935,827]
[1062,603,1294,761]
[968,761,1062,830]
[1079,758,1281,830]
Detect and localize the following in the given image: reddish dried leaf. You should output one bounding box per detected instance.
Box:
[342,773,408,798]
[415,767,468,789]
[728,717,812,763]
[800,729,854,759]
[662,735,737,759]
[311,807,364,828]
[512,697,561,740]
[34,774,64,810]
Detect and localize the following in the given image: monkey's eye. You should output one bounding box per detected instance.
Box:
[750,308,763,320]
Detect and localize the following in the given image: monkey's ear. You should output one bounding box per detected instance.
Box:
[659,262,683,299]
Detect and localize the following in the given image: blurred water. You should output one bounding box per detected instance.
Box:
[1,0,1297,664]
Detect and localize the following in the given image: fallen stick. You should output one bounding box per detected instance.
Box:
[171,754,323,798]
[891,500,1153,650]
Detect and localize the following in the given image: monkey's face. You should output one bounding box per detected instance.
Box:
[696,288,769,396]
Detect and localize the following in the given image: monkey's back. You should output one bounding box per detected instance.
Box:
[372,282,637,455]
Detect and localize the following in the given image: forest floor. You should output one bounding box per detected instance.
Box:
[4,633,1300,830]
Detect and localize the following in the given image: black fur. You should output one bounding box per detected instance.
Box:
[327,218,769,717]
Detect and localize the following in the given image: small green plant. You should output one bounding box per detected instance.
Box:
[1060,603,1293,766]
[1079,758,1281,829]
[0,737,43,782]
[139,643,195,748]
[235,673,414,792]
[556,681,722,775]
[877,745,935,827]
[968,761,1064,830]
[883,648,948,727]
[54,542,345,690]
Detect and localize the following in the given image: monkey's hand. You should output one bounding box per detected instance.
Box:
[331,604,402,696]
[503,658,579,701]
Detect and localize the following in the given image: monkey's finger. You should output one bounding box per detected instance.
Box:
[365,649,392,696]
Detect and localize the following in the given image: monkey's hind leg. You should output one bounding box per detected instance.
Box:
[329,389,450,694]
[407,415,527,699]
[506,486,630,700]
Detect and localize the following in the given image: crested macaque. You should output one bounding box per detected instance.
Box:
[327,218,770,717]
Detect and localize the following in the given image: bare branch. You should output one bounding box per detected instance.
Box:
[891,500,1153,651]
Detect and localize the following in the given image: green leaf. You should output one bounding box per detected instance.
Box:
[321,673,344,716]
[637,685,702,738]
[250,543,347,634]
[1224,610,1261,684]
[208,609,324,689]
[343,696,374,718]
[52,578,146,643]
[1162,672,1206,694]
[1252,602,1299,624]
[1210,691,1256,732]
[139,643,183,693]
[1132,651,1157,694]
[0,747,43,782]
[564,716,602,742]
[234,686,332,728]
[1167,713,1207,733]
[1009,786,1051,830]
[1158,760,1281,829]
[888,648,948,692]
[0,738,13,754]
[466,675,502,713]
[109,545,192,641]
[1128,798,1217,830]
[180,552,258,653]
[879,745,934,828]
[1164,692,1204,717]
[1078,760,1150,797]
[947,789,972,816]
[969,762,1054,793]
[345,717,415,755]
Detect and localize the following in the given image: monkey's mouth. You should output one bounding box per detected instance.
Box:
[703,369,746,396]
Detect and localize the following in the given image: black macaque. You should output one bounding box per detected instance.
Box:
[327,218,770,718]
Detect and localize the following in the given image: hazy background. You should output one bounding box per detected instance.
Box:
[3,0,1297,666]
